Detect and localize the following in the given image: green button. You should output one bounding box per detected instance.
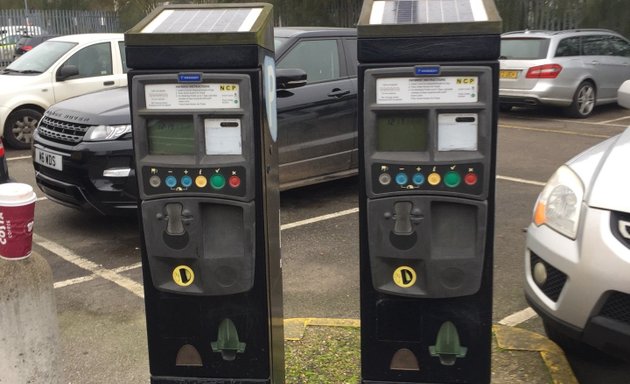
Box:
[444,171,461,188]
[210,174,226,189]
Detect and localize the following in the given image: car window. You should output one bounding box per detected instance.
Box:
[582,35,609,56]
[500,38,550,60]
[555,37,580,57]
[62,42,113,78]
[277,39,340,83]
[609,36,630,57]
[117,41,128,73]
[343,38,358,76]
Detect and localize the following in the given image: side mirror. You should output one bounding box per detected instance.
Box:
[618,80,630,110]
[56,65,79,81]
[276,68,307,90]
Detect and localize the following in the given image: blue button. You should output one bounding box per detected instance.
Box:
[181,175,193,188]
[395,173,408,186]
[165,176,177,188]
[412,173,425,185]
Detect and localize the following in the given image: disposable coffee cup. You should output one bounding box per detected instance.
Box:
[0,183,36,260]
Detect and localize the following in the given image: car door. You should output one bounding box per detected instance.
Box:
[51,40,125,103]
[606,36,630,95]
[276,37,356,188]
[581,34,619,101]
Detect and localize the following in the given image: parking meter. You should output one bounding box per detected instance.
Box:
[357,1,501,383]
[125,4,283,383]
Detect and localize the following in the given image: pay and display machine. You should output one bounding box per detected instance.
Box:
[358,1,502,383]
[125,4,283,383]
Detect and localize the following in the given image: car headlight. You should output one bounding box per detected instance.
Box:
[533,165,584,239]
[83,124,132,141]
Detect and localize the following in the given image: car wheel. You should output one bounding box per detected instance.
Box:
[3,108,42,149]
[499,103,513,112]
[566,81,596,118]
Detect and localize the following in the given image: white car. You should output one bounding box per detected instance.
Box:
[0,33,127,149]
[525,80,630,359]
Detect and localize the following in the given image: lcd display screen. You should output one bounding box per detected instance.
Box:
[147,118,195,155]
[205,118,242,155]
[377,115,428,151]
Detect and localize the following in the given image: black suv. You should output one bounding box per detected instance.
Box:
[32,27,358,215]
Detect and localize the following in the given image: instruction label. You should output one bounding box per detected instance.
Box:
[172,265,195,287]
[393,266,417,288]
[146,83,240,110]
[377,77,478,104]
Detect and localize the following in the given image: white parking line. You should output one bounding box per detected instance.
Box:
[35,233,145,298]
[7,155,32,161]
[500,123,612,138]
[499,307,538,326]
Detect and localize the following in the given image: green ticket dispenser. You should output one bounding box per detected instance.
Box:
[357,1,502,383]
[125,4,283,383]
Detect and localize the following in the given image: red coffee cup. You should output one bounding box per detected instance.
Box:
[0,183,36,260]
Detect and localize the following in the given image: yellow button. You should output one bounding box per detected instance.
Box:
[428,173,441,186]
[195,176,208,188]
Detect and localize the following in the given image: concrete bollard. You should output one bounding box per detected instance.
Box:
[0,251,61,384]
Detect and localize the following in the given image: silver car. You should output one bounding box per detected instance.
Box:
[524,80,630,359]
[500,29,630,118]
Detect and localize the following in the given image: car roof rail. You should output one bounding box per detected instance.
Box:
[502,29,553,36]
[551,28,618,35]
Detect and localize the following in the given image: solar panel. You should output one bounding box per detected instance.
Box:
[141,7,263,33]
[368,0,489,24]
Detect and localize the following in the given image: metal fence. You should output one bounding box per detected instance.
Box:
[0,9,120,66]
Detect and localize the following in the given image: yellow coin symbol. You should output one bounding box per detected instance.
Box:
[393,266,417,288]
[173,265,195,287]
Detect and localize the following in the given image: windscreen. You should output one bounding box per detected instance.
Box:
[6,41,76,73]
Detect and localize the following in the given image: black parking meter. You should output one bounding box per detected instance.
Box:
[125,4,283,383]
[357,1,501,383]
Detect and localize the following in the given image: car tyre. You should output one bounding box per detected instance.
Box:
[3,108,42,149]
[566,81,596,118]
[499,103,513,112]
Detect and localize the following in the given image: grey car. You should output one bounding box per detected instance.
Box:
[500,29,630,117]
[524,81,630,359]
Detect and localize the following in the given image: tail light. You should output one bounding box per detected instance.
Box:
[526,64,563,79]
[23,45,33,51]
[0,140,5,157]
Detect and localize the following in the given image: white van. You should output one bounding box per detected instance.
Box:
[0,33,127,148]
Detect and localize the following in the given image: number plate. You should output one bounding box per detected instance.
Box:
[35,148,62,171]
[500,70,520,79]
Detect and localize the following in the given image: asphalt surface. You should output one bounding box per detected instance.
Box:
[3,105,630,383]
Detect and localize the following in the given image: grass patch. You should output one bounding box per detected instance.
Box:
[285,326,360,383]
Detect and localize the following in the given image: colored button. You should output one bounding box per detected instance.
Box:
[195,175,208,188]
[165,175,177,188]
[412,173,425,186]
[444,171,462,188]
[465,172,479,186]
[181,175,193,188]
[210,174,226,190]
[378,173,392,186]
[428,173,441,186]
[395,173,408,186]
[229,175,241,188]
[149,176,161,188]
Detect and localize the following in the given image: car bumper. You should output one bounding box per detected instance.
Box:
[525,206,630,357]
[499,81,575,107]
[33,132,137,216]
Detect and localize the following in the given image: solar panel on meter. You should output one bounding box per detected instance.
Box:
[369,0,488,24]
[141,8,263,33]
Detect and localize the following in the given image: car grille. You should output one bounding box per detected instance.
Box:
[599,291,630,326]
[530,252,567,302]
[37,116,91,144]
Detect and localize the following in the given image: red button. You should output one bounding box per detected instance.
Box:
[464,173,478,186]
[229,175,241,188]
